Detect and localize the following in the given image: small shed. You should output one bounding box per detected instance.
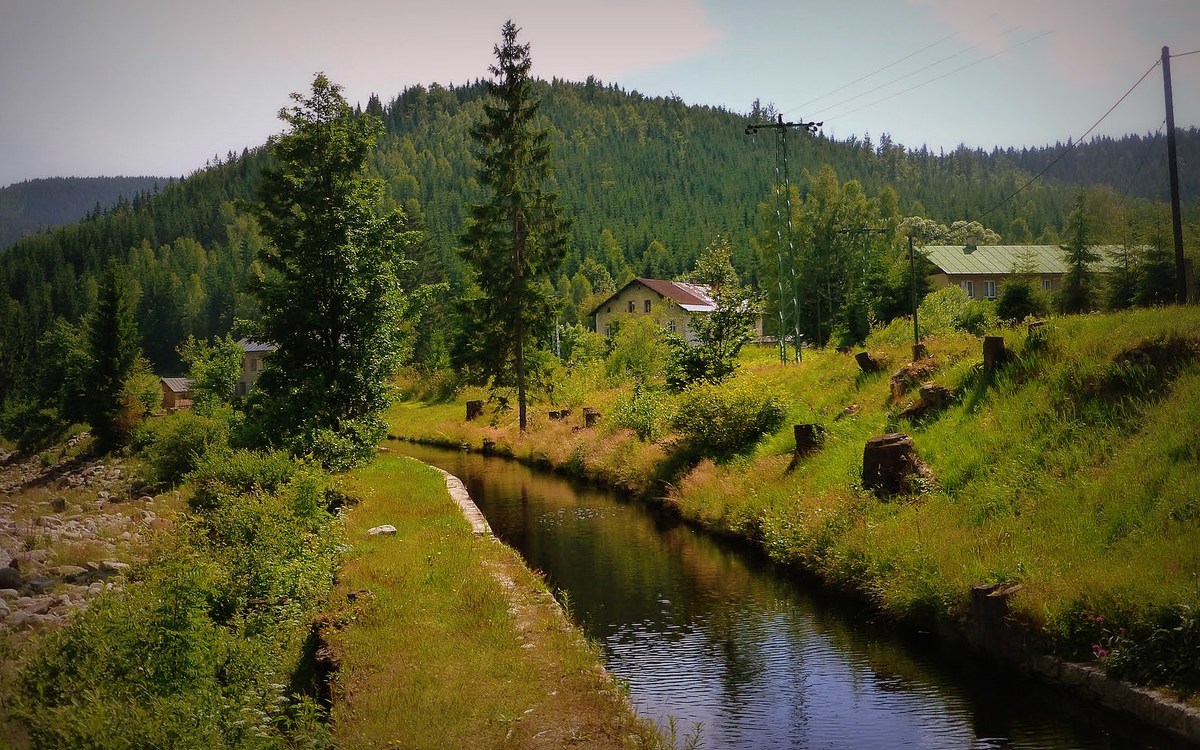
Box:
[160,377,194,410]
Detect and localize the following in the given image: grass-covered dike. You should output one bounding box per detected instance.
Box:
[391,307,1200,713]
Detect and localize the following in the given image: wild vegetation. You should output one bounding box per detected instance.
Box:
[0,16,1197,744]
[388,304,1200,700]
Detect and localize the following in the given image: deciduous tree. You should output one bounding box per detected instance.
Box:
[246,73,417,470]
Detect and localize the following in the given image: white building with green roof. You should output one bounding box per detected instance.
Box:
[923,244,1129,300]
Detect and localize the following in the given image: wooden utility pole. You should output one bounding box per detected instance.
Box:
[1162,46,1188,304]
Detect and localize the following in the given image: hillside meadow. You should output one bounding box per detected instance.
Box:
[388,306,1200,699]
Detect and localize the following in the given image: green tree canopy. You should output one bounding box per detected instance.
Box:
[245,73,418,470]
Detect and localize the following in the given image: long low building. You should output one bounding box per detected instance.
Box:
[923,243,1195,301]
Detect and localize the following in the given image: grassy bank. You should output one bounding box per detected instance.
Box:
[328,452,670,749]
[388,307,1200,699]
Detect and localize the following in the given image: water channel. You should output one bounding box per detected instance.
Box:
[393,441,1188,750]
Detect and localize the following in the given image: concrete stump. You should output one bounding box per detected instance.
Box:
[583,407,601,428]
[862,432,920,494]
[466,400,484,421]
[793,424,826,456]
[912,343,927,361]
[967,582,1022,654]
[855,351,884,374]
[918,383,952,411]
[983,336,1008,371]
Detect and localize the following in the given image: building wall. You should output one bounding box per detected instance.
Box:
[593,283,697,341]
[930,272,1058,299]
[236,350,269,396]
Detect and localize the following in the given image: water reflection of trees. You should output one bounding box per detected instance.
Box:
[393,444,1174,750]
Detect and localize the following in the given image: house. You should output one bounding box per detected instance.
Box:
[924,244,1129,300]
[589,277,765,342]
[235,338,275,396]
[160,377,193,410]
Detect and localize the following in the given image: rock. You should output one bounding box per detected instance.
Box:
[367,525,398,536]
[51,565,88,581]
[0,599,8,614]
[0,588,19,599]
[0,566,21,589]
[835,403,861,421]
[138,495,154,504]
[24,597,52,616]
[50,497,67,512]
[6,610,31,628]
[100,560,130,573]
[25,577,57,594]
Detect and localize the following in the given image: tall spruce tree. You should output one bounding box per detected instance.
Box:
[247,73,417,470]
[459,20,569,431]
[1058,193,1099,314]
[85,261,142,452]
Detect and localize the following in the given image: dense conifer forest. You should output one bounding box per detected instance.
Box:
[0,176,166,249]
[1,77,1197,399]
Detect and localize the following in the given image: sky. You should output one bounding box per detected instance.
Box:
[1,0,1198,188]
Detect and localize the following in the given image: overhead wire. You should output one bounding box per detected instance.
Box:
[822,29,1053,121]
[974,57,1162,222]
[783,30,959,114]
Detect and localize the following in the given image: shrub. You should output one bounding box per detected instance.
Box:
[187,448,301,511]
[917,285,996,338]
[612,384,675,442]
[135,408,232,486]
[996,278,1050,323]
[670,381,787,460]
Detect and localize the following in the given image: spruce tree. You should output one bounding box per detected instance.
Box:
[1058,193,1099,314]
[247,73,417,470]
[459,20,569,432]
[85,261,142,452]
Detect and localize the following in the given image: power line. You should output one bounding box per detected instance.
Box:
[783,31,958,114]
[974,57,1162,222]
[811,45,976,117]
[823,30,1053,121]
[1170,49,1200,58]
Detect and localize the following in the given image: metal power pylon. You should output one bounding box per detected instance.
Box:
[746,114,821,362]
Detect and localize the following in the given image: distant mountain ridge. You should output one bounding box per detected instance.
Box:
[0,176,168,250]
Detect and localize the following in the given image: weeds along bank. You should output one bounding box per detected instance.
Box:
[328,454,671,749]
[391,306,1200,702]
[2,413,342,748]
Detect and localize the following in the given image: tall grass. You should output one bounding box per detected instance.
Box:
[389,307,1200,694]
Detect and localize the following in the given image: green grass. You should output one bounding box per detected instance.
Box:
[330,454,668,749]
[387,307,1200,696]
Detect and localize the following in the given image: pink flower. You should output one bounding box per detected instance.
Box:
[1092,644,1108,659]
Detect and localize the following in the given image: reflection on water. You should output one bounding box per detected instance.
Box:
[394,442,1186,750]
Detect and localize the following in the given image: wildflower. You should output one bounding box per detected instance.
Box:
[1092,643,1108,659]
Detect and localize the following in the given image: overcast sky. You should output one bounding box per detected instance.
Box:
[1,0,1197,188]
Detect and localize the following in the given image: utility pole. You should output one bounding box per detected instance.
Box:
[1162,46,1189,304]
[909,234,924,360]
[746,113,822,362]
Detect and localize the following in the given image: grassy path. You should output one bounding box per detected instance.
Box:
[328,450,664,749]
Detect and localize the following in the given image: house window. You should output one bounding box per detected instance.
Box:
[627,300,635,313]
[961,280,975,298]
[606,306,611,313]
[984,280,997,299]
[1042,278,1053,292]
[668,320,677,333]
[644,299,652,313]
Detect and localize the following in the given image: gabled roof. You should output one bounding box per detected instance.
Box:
[589,277,716,316]
[923,244,1127,276]
[237,338,276,353]
[160,377,192,393]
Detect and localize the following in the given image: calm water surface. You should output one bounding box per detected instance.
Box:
[394,442,1187,750]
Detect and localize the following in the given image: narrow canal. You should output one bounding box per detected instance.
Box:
[394,442,1187,750]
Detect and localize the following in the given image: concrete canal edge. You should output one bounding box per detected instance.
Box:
[429,466,493,536]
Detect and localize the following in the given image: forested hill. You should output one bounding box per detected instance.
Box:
[0,176,168,250]
[979,129,1200,205]
[1,77,1196,389]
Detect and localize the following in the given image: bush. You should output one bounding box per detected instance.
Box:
[12,459,336,749]
[135,408,232,486]
[917,285,996,337]
[187,448,301,512]
[612,385,675,442]
[671,380,787,460]
[996,278,1050,323]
